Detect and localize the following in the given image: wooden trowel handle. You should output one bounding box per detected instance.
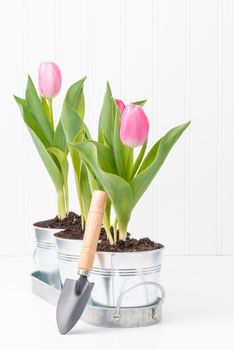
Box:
[78,191,108,273]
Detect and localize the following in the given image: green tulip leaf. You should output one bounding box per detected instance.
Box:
[80,164,92,219]
[131,99,147,107]
[61,101,84,143]
[14,96,50,148]
[48,147,69,210]
[86,167,112,241]
[60,79,89,144]
[72,141,133,236]
[98,82,114,147]
[65,77,86,118]
[86,140,117,174]
[131,121,191,207]
[130,141,147,180]
[28,127,63,193]
[69,128,86,186]
[113,101,129,179]
[87,170,100,192]
[47,147,68,182]
[53,120,67,153]
[25,76,53,145]
[41,97,50,120]
[59,77,91,221]
[76,87,85,120]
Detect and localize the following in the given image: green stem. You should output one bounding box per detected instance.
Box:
[126,148,133,181]
[130,141,147,180]
[63,178,69,215]
[64,184,69,214]
[113,217,118,243]
[75,175,85,229]
[103,216,114,245]
[58,190,67,220]
[118,222,128,241]
[119,230,127,241]
[81,215,85,231]
[105,227,114,245]
[47,98,54,130]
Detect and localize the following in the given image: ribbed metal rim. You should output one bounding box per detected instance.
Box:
[57,251,79,261]
[33,224,64,232]
[90,265,161,277]
[36,241,56,249]
[54,236,164,256]
[57,251,161,276]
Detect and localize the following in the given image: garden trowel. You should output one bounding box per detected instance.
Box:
[56,190,108,334]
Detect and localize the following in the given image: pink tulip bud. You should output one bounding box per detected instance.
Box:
[38,62,62,99]
[120,104,149,148]
[115,99,126,114]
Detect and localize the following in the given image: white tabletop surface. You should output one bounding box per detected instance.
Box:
[1,256,234,350]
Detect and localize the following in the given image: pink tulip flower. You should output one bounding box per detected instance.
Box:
[120,104,149,148]
[38,62,62,99]
[115,99,126,114]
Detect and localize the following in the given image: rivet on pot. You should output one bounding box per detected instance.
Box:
[113,313,120,321]
[152,307,158,320]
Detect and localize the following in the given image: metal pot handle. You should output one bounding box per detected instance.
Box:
[32,248,39,270]
[113,281,165,321]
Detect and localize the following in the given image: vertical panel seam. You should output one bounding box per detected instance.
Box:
[120,0,122,96]
[217,0,223,255]
[55,0,58,61]
[153,0,158,242]
[87,0,93,128]
[120,0,124,98]
[185,0,191,255]
[54,0,59,119]
[22,0,27,255]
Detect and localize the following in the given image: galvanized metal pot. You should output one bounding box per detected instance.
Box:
[33,225,62,290]
[54,235,83,283]
[54,236,163,308]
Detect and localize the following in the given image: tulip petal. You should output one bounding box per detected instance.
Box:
[38,62,62,99]
[115,99,126,114]
[120,104,149,148]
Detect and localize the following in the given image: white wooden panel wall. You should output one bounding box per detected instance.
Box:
[156,0,187,255]
[122,0,155,239]
[221,0,234,255]
[0,0,234,256]
[0,1,25,255]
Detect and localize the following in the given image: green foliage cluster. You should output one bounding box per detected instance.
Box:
[15,77,190,242]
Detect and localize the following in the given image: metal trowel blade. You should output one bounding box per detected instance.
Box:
[56,276,94,334]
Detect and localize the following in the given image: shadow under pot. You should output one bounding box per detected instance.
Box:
[54,235,164,308]
[33,225,63,290]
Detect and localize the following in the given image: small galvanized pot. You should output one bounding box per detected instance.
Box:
[33,225,62,290]
[54,236,164,308]
[54,235,83,282]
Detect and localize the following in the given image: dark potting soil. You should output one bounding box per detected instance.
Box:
[54,229,84,240]
[97,236,164,252]
[34,212,82,230]
[54,227,129,242]
[54,227,106,241]
[53,225,163,252]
